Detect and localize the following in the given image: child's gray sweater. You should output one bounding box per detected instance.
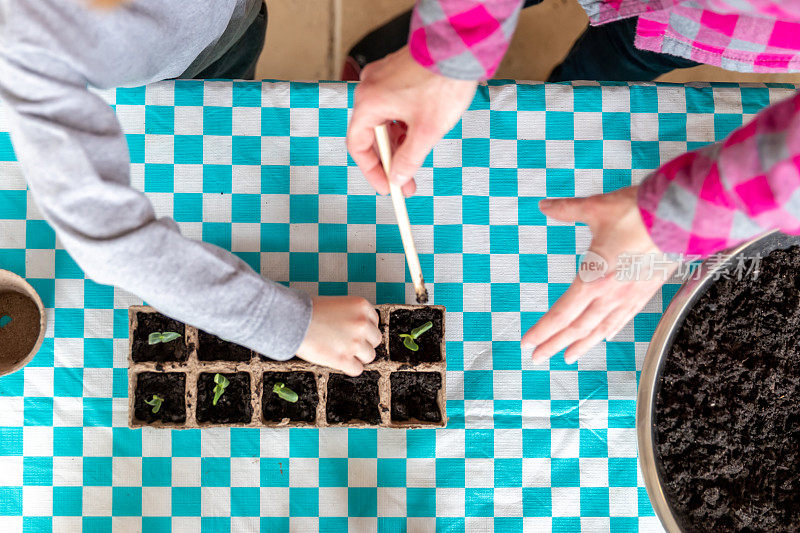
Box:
[0,0,312,360]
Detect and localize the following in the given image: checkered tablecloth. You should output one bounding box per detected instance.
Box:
[0,80,795,532]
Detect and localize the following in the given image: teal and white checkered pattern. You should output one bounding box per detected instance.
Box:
[0,80,794,532]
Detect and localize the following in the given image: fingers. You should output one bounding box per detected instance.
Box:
[526,274,666,365]
[336,355,365,377]
[347,92,393,194]
[362,151,391,196]
[538,197,592,225]
[521,279,595,350]
[349,48,477,197]
[365,321,382,348]
[401,178,417,197]
[388,123,440,186]
[355,341,375,365]
[354,343,376,364]
[604,319,627,342]
[563,307,633,364]
[530,298,620,364]
[297,296,389,377]
[349,301,381,368]
[346,118,390,195]
[336,334,379,375]
[601,304,640,344]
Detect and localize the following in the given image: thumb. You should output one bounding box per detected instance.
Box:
[388,124,439,186]
[538,196,593,224]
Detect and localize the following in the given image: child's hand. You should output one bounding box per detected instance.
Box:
[296,296,383,376]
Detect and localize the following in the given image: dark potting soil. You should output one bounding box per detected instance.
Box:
[326,371,380,425]
[131,312,189,363]
[656,246,800,532]
[390,372,442,423]
[388,307,443,363]
[196,372,252,424]
[197,330,253,362]
[262,371,318,423]
[133,372,186,424]
[375,309,388,361]
[0,291,41,368]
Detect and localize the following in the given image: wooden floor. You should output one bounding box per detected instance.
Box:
[257,0,800,84]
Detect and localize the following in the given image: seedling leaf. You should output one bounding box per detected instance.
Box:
[273,382,299,403]
[399,334,419,351]
[145,394,164,414]
[212,373,230,406]
[161,332,182,343]
[410,321,433,338]
[148,331,182,345]
[0,315,11,328]
[398,321,433,351]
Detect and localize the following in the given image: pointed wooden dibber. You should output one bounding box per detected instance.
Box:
[373,124,429,304]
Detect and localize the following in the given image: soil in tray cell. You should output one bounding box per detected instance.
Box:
[388,307,443,363]
[131,312,189,363]
[197,330,253,362]
[656,246,800,532]
[133,372,186,424]
[326,371,380,425]
[390,372,442,423]
[196,372,252,424]
[262,371,318,423]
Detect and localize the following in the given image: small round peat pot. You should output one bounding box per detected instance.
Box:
[0,270,46,376]
[638,231,800,532]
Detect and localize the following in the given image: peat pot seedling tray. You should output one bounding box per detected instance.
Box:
[128,304,446,429]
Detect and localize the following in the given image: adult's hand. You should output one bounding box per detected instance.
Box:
[522,186,677,364]
[347,46,477,196]
[296,296,382,376]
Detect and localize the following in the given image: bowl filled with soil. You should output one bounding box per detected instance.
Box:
[0,270,46,376]
[638,231,800,532]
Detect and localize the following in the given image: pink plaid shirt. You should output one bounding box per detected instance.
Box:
[410,0,800,257]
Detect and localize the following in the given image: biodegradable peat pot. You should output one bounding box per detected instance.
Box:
[638,231,800,532]
[0,270,46,376]
[128,304,447,429]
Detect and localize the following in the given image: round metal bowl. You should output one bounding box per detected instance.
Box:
[636,230,800,532]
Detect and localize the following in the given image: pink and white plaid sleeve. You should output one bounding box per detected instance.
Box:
[638,92,800,258]
[409,0,524,80]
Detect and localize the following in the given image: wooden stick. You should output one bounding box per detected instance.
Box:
[374,124,429,304]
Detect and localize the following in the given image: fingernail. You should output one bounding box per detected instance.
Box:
[538,199,552,208]
[392,174,409,185]
[521,342,535,351]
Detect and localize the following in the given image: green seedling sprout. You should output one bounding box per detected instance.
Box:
[212,373,230,406]
[148,331,182,345]
[273,382,299,403]
[0,315,11,328]
[144,394,164,414]
[398,321,433,352]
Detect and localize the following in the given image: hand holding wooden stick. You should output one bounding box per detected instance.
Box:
[373,124,429,304]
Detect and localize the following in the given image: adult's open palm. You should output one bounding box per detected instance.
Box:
[522,187,677,364]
